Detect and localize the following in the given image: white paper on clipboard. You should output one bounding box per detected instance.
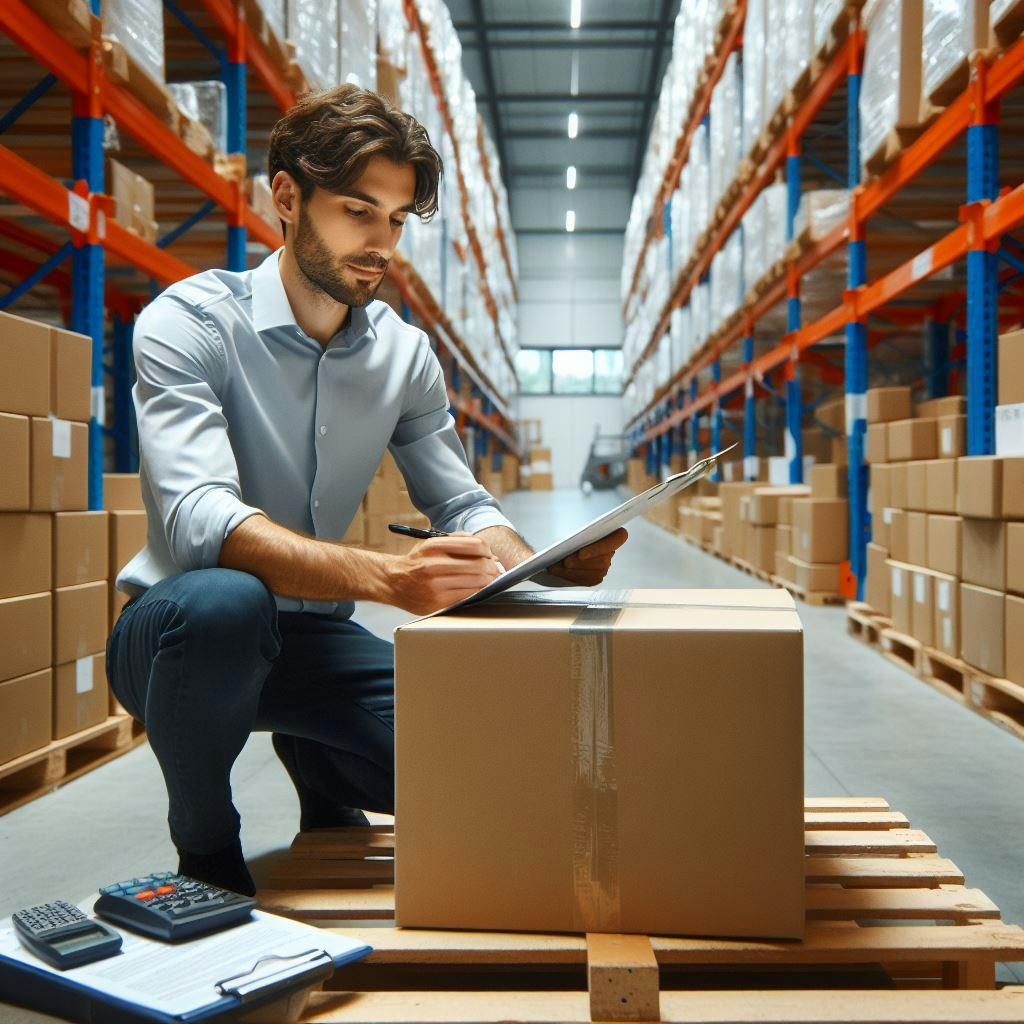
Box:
[443,443,737,613]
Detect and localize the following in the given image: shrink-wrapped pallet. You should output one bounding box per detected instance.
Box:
[689,122,712,239]
[742,0,767,156]
[691,280,711,352]
[793,189,850,245]
[377,0,408,67]
[655,332,672,388]
[710,230,744,329]
[921,0,989,108]
[991,0,1024,45]
[670,187,689,277]
[247,174,277,230]
[813,0,847,55]
[784,0,814,92]
[255,0,285,43]
[103,0,164,85]
[288,0,338,89]
[762,0,788,125]
[742,192,766,295]
[761,182,789,281]
[709,51,742,208]
[168,81,226,152]
[340,0,378,90]
[671,305,692,372]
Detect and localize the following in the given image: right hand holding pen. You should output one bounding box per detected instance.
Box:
[388,532,502,614]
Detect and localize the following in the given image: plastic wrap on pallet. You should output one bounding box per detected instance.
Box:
[168,81,227,153]
[741,192,765,296]
[691,280,711,352]
[921,0,989,106]
[709,51,742,209]
[288,0,338,90]
[247,174,277,230]
[742,0,767,157]
[785,0,814,91]
[339,0,378,90]
[793,189,850,242]
[103,0,164,85]
[655,331,672,387]
[762,182,788,282]
[689,122,711,239]
[255,0,285,44]
[377,0,408,68]
[762,0,788,126]
[813,0,846,53]
[710,229,743,329]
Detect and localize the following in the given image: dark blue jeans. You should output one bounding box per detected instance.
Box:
[105,568,395,854]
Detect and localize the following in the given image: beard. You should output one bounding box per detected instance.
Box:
[293,207,388,308]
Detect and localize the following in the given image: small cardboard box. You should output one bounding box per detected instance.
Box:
[936,415,966,459]
[888,419,937,462]
[108,157,157,244]
[956,457,1001,518]
[916,396,965,419]
[0,592,51,684]
[1003,458,1024,519]
[53,652,107,739]
[960,584,1004,676]
[50,328,92,423]
[907,511,928,566]
[749,486,809,525]
[906,461,928,510]
[340,506,364,546]
[933,572,959,658]
[776,523,793,555]
[30,417,88,512]
[1009,522,1024,596]
[911,568,934,647]
[0,311,49,417]
[53,511,108,588]
[394,589,806,939]
[927,514,962,577]
[867,386,911,423]
[809,465,847,500]
[866,542,890,616]
[872,507,892,549]
[925,458,957,513]
[53,581,107,666]
[102,473,144,512]
[890,463,909,508]
[866,423,888,463]
[889,509,909,563]
[789,557,839,595]
[962,519,1006,591]
[888,561,912,635]
[529,473,554,491]
[0,413,30,511]
[1007,594,1024,684]
[750,526,777,574]
[791,499,848,563]
[0,513,51,600]
[999,329,1024,405]
[0,667,51,763]
[869,464,891,512]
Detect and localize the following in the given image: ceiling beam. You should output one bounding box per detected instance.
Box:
[630,0,678,190]
[511,165,634,178]
[461,36,656,51]
[515,227,625,236]
[468,0,510,181]
[503,127,639,139]
[455,20,661,32]
[476,92,646,104]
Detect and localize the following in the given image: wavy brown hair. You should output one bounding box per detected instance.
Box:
[268,84,443,221]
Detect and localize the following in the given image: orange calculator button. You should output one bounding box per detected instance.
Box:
[135,890,156,900]
[155,885,175,895]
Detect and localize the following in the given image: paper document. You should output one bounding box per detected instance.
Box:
[445,443,736,612]
[0,903,370,1018]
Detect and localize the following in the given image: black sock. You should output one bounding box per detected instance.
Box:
[176,837,256,897]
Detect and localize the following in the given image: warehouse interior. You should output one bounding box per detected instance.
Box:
[3,0,1024,1020]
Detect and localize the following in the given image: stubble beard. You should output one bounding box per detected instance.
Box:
[293,207,387,308]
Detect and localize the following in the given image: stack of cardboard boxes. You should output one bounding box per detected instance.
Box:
[523,446,553,491]
[678,496,722,545]
[342,452,431,557]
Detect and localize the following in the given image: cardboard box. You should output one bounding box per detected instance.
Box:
[866,542,890,616]
[0,592,51,683]
[960,584,1004,676]
[1003,458,1024,519]
[957,456,1001,518]
[102,473,144,512]
[1009,522,1024,596]
[995,402,1024,457]
[927,514,961,577]
[1007,594,1024,684]
[529,473,554,491]
[890,463,909,508]
[0,311,49,417]
[911,568,934,646]
[750,526,777,574]
[108,511,147,618]
[394,589,806,938]
[0,413,30,510]
[529,447,552,465]
[0,513,51,599]
[789,557,839,595]
[50,328,91,423]
[776,523,793,555]
[936,414,966,458]
[52,652,107,739]
[907,511,928,566]
[501,456,520,492]
[866,423,888,463]
[0,667,51,764]
[906,461,928,510]
[999,329,1024,405]
[925,458,957,514]
[830,436,847,465]
[872,507,891,549]
[30,417,88,512]
[108,157,157,244]
[775,550,793,580]
[867,386,911,423]
[888,561,912,635]
[887,419,937,462]
[53,581,107,666]
[916,396,965,419]
[749,486,810,525]
[809,465,847,499]
[962,519,1006,591]
[889,509,909,563]
[791,499,848,563]
[932,572,959,658]
[869,465,891,513]
[719,483,759,558]
[53,511,108,588]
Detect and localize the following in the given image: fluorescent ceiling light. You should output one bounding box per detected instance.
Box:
[566,210,576,233]
[570,0,582,29]
[566,165,577,190]
[567,111,579,139]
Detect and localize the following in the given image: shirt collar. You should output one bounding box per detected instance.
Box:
[251,248,377,344]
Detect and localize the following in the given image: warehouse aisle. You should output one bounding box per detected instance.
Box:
[1,488,1022,983]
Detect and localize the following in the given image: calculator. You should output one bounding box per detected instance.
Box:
[13,900,122,970]
[94,872,257,942]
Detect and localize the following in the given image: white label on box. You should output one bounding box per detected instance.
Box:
[891,568,903,598]
[50,417,71,459]
[912,249,933,281]
[995,403,1024,457]
[845,392,867,430]
[91,386,105,426]
[801,530,810,552]
[914,573,926,604]
[75,657,94,694]
[743,455,758,479]
[531,460,551,474]
[68,191,89,232]
[883,508,894,524]
[937,580,951,612]
[943,617,952,650]
[941,426,953,455]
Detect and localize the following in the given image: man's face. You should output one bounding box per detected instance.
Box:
[288,156,417,307]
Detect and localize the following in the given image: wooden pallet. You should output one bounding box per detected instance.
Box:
[22,0,94,49]
[253,799,1024,1023]
[0,713,145,816]
[846,602,891,647]
[771,575,846,607]
[878,627,922,674]
[731,556,771,583]
[101,35,180,131]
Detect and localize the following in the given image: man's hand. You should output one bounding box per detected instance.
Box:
[547,528,628,587]
[386,532,503,615]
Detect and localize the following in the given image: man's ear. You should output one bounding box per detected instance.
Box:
[271,171,301,233]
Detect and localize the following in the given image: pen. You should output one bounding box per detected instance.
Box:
[386,523,506,573]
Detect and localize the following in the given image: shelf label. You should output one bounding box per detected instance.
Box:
[91,386,106,426]
[845,393,867,430]
[911,249,933,281]
[68,191,89,232]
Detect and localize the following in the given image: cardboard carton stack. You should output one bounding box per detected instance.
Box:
[525,446,553,492]
[785,469,849,595]
[736,484,812,578]
[500,453,520,493]
[0,310,114,765]
[104,472,146,638]
[995,329,1024,457]
[349,452,429,556]
[627,457,655,493]
[474,457,504,499]
[678,496,722,546]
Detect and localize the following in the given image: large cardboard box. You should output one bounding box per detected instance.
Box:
[906,462,927,510]
[791,499,847,563]
[889,509,909,563]
[960,584,1004,676]
[961,519,1006,591]
[1007,594,1024,685]
[53,652,107,739]
[102,473,144,512]
[927,514,961,577]
[529,473,554,492]
[719,483,759,557]
[394,590,806,938]
[957,456,1001,518]
[0,513,51,599]
[916,396,965,419]
[887,419,937,462]
[108,157,157,244]
[0,413,30,511]
[933,572,959,658]
[999,329,1024,405]
[789,557,839,595]
[890,463,909,508]
[109,510,147,625]
[867,386,911,423]
[53,511,108,588]
[0,592,51,683]
[872,507,892,550]
[0,311,49,417]
[0,668,51,763]
[925,458,957,514]
[887,561,913,635]
[936,415,966,459]
[50,328,91,423]
[809,464,847,499]
[1002,458,1024,519]
[749,486,809,525]
[30,417,88,512]
[869,464,891,512]
[907,511,928,566]
[866,542,890,616]
[866,423,888,463]
[910,568,934,647]
[53,581,107,666]
[1009,522,1024,596]
[750,526,777,574]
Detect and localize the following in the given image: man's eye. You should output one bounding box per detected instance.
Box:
[347,208,367,218]
[392,219,406,229]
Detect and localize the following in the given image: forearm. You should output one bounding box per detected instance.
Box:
[475,525,534,569]
[219,513,396,603]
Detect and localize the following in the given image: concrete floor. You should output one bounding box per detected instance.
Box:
[2,486,1023,981]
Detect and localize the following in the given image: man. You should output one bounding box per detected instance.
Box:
[106,85,627,897]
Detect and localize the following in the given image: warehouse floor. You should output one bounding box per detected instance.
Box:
[1,487,1023,982]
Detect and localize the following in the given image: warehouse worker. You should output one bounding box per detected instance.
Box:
[106,85,627,897]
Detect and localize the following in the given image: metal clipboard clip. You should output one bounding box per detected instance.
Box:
[214,948,335,1003]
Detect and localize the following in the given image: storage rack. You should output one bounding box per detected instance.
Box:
[620,4,1024,600]
[0,0,520,513]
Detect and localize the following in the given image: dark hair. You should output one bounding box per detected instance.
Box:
[268,84,443,221]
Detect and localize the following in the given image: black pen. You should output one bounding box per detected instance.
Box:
[387,523,506,572]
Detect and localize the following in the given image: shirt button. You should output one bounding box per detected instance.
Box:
[319,425,327,436]
[313,499,320,508]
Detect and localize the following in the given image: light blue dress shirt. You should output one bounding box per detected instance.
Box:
[117,249,515,617]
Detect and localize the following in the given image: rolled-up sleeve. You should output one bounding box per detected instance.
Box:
[132,298,263,571]
[389,338,515,536]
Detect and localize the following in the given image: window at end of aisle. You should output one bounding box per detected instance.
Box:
[515,349,553,394]
[515,348,624,396]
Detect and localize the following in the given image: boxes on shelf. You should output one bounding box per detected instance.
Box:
[933,571,959,657]
[791,498,848,564]
[921,0,989,111]
[102,0,165,86]
[867,386,912,424]
[999,330,1024,405]
[108,158,158,245]
[53,512,108,589]
[103,473,144,512]
[109,510,147,626]
[167,81,226,154]
[394,589,805,938]
[0,592,51,686]
[0,514,50,601]
[887,418,937,462]
[957,456,1024,519]
[809,464,847,499]
[0,668,52,765]
[53,581,108,667]
[53,653,108,740]
[960,583,1004,676]
[866,542,890,616]
[887,560,912,634]
[961,519,1006,591]
[30,418,88,513]
[926,514,961,577]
